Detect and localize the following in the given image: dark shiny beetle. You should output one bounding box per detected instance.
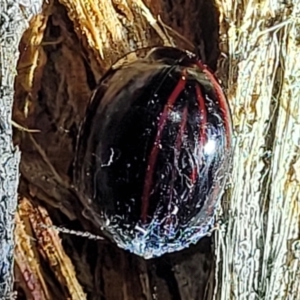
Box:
[74,47,233,259]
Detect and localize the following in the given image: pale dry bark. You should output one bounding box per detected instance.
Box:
[0,0,42,298]
[214,1,300,299]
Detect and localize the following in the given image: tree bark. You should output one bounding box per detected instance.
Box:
[0,0,42,298]
[12,1,219,299]
[213,2,300,299]
[2,0,300,299]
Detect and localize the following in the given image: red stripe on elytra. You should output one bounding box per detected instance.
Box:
[196,62,232,148]
[141,71,187,222]
[195,84,207,145]
[190,168,197,185]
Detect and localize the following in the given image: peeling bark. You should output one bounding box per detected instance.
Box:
[12,1,219,299]
[3,0,299,299]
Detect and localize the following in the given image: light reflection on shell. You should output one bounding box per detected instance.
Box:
[74,47,233,259]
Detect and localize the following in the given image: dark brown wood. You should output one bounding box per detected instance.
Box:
[13,1,221,299]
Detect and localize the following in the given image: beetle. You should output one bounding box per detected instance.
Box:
[74,46,233,259]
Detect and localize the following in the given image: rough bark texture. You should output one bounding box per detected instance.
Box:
[12,0,219,299]
[2,0,299,299]
[0,1,42,298]
[214,2,300,299]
